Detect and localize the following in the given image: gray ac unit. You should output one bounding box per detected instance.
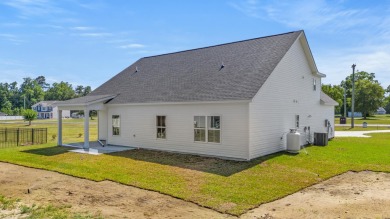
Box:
[314,132,328,146]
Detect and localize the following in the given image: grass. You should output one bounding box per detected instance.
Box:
[0,120,389,215]
[0,118,97,147]
[334,126,390,131]
[0,195,102,218]
[335,114,390,125]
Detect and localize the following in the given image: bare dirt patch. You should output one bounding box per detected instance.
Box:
[242,171,390,219]
[0,162,232,219]
[1,162,390,219]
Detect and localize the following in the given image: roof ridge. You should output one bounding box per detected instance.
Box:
[142,30,302,59]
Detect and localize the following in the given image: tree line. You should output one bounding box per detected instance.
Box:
[0,76,91,115]
[322,71,390,118]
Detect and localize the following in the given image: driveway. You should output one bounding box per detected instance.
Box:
[335,130,390,137]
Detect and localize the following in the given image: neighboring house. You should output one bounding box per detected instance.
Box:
[57,30,338,160]
[377,107,386,115]
[0,112,7,116]
[348,112,363,117]
[32,101,70,119]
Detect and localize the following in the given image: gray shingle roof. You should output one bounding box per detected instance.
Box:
[89,30,303,104]
[57,94,117,106]
[320,91,339,106]
[32,101,60,107]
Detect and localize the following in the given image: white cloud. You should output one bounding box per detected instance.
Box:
[318,45,390,87]
[0,33,25,44]
[77,32,112,37]
[229,0,261,18]
[119,44,145,49]
[71,26,95,31]
[3,0,64,18]
[229,0,370,32]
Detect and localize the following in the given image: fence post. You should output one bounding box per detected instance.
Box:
[32,128,35,144]
[17,128,19,146]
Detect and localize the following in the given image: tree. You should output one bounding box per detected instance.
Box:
[340,71,385,116]
[75,85,91,97]
[45,81,76,100]
[354,79,385,119]
[34,76,49,90]
[83,86,91,96]
[384,96,390,114]
[75,85,84,97]
[23,109,38,126]
[321,84,344,114]
[20,77,44,109]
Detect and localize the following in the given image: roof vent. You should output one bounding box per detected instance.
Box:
[135,66,139,72]
[220,62,225,70]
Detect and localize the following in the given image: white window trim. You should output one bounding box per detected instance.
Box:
[112,114,121,136]
[193,115,221,144]
[156,115,167,140]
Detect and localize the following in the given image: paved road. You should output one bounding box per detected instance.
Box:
[335,130,390,137]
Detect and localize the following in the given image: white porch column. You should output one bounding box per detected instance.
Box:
[57,109,62,146]
[84,108,90,148]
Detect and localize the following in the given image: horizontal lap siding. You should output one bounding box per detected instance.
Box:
[98,110,108,140]
[107,103,249,160]
[249,38,334,159]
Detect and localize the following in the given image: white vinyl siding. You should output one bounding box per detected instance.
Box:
[107,102,249,160]
[249,36,334,159]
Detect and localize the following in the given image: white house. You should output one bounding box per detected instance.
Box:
[57,30,338,160]
[377,107,386,115]
[32,101,70,119]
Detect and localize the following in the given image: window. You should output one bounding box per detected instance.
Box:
[156,116,166,139]
[112,115,120,135]
[194,116,221,143]
[313,78,317,91]
[295,115,299,128]
[194,116,206,142]
[208,116,221,143]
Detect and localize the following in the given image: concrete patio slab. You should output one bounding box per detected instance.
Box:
[64,141,135,155]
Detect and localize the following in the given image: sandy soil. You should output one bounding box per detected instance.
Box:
[1,162,390,219]
[0,162,232,219]
[242,171,390,219]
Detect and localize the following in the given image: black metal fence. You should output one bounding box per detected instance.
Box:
[0,128,47,148]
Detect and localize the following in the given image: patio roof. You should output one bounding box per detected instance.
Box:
[56,94,117,107]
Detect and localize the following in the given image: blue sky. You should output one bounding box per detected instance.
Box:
[1,0,390,89]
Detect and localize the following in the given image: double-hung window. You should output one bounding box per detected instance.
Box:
[112,115,120,135]
[156,116,166,139]
[194,116,206,142]
[194,116,221,143]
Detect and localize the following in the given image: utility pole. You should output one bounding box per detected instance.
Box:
[23,95,26,109]
[343,86,347,118]
[351,64,356,128]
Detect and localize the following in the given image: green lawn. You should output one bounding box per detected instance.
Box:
[0,120,389,216]
[335,126,390,131]
[335,114,390,125]
[0,118,98,146]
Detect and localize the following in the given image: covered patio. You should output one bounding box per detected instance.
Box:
[56,94,130,154]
